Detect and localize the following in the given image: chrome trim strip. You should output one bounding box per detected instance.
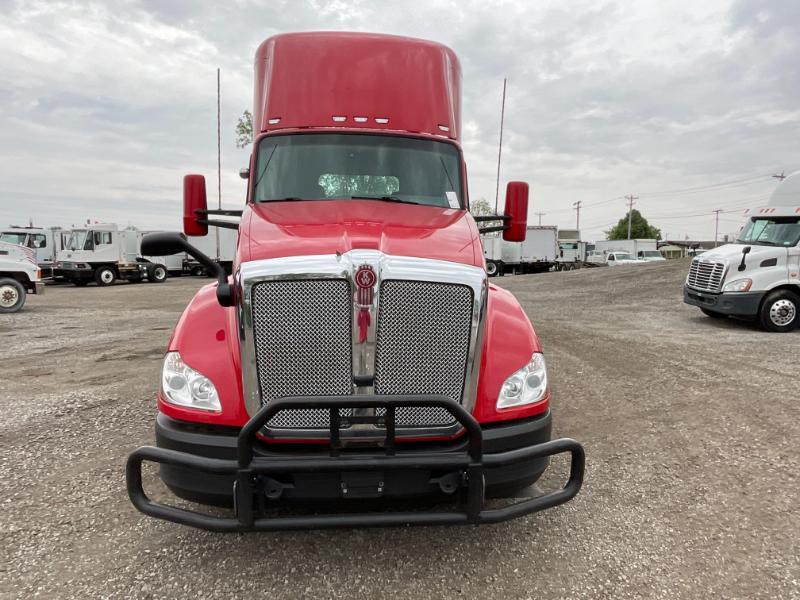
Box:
[238,251,487,440]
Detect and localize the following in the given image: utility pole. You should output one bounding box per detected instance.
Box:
[573,201,582,231]
[216,67,221,262]
[713,209,722,247]
[625,194,638,239]
[494,77,507,214]
[535,211,546,226]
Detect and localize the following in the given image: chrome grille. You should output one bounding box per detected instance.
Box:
[251,279,352,429]
[687,259,726,293]
[374,280,474,427]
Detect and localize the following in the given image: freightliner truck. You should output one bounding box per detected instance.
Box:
[127,32,584,531]
[684,171,800,332]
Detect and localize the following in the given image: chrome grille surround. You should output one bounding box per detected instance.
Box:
[687,258,727,293]
[238,251,487,440]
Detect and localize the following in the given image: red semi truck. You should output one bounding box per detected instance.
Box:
[127,32,584,531]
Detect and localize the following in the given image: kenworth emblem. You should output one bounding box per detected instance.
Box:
[355,264,377,343]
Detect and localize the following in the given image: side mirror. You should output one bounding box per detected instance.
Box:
[502,181,529,242]
[183,174,209,237]
[141,232,233,307]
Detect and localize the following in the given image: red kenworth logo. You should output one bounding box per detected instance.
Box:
[355,265,377,289]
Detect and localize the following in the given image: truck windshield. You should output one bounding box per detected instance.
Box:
[67,230,91,251]
[252,133,463,208]
[0,232,27,245]
[737,217,800,247]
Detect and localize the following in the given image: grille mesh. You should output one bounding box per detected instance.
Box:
[374,281,474,427]
[251,279,352,429]
[687,259,726,293]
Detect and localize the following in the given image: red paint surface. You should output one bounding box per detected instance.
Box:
[254,32,461,140]
[242,200,483,268]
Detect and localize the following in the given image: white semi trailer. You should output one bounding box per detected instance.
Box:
[56,224,179,286]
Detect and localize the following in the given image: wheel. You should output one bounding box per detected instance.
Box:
[758,290,799,332]
[486,260,499,277]
[0,278,26,313]
[94,266,116,286]
[701,308,727,319]
[191,266,205,277]
[147,264,168,283]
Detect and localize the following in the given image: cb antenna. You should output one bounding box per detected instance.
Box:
[494,77,507,215]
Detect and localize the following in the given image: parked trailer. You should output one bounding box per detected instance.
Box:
[483,226,558,276]
[0,226,70,278]
[56,224,178,286]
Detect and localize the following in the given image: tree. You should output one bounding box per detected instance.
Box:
[606,209,661,240]
[469,197,494,217]
[235,110,253,148]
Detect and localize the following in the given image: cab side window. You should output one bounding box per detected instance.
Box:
[31,234,46,249]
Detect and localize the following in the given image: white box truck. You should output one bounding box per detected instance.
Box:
[481,226,558,276]
[683,171,800,332]
[555,229,587,270]
[55,224,180,286]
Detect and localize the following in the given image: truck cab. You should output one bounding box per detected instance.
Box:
[0,226,68,278]
[126,32,583,531]
[684,172,800,332]
[0,242,44,313]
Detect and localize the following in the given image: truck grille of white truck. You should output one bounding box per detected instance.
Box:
[250,278,474,431]
[687,259,726,293]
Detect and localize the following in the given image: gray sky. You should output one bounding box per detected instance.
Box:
[2,0,799,242]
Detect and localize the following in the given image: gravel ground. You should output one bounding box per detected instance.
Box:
[1,261,798,599]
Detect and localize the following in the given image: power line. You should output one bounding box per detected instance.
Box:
[636,174,773,198]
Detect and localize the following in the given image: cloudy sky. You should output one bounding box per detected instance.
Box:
[2,0,799,241]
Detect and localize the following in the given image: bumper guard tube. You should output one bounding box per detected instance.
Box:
[126,395,584,532]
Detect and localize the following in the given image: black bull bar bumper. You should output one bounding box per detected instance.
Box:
[126,395,585,532]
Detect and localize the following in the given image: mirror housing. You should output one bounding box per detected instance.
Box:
[183,174,208,237]
[141,232,233,307]
[502,181,529,242]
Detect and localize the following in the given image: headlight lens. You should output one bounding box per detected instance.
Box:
[723,278,752,292]
[161,351,221,412]
[497,353,548,410]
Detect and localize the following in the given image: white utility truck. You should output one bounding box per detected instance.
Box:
[684,171,800,332]
[0,226,70,278]
[482,226,558,276]
[56,224,178,286]
[0,242,44,313]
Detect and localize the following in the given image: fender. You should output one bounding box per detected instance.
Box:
[158,283,248,426]
[473,283,550,424]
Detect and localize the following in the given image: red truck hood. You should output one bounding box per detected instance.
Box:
[242,200,482,267]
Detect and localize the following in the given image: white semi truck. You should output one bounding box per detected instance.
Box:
[482,226,558,276]
[56,224,178,286]
[683,171,800,332]
[0,242,45,313]
[0,226,70,278]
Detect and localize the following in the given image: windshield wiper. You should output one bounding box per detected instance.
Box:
[350,195,421,205]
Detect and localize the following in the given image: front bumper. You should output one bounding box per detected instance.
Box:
[29,281,44,295]
[683,285,764,316]
[127,395,584,532]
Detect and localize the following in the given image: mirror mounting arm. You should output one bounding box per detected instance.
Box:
[141,232,234,307]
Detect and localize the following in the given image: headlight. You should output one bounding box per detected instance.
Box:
[161,351,221,412]
[497,352,548,410]
[723,278,752,292]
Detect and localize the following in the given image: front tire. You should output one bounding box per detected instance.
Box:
[758,290,799,332]
[0,278,26,313]
[701,308,727,319]
[94,266,116,286]
[147,264,168,283]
